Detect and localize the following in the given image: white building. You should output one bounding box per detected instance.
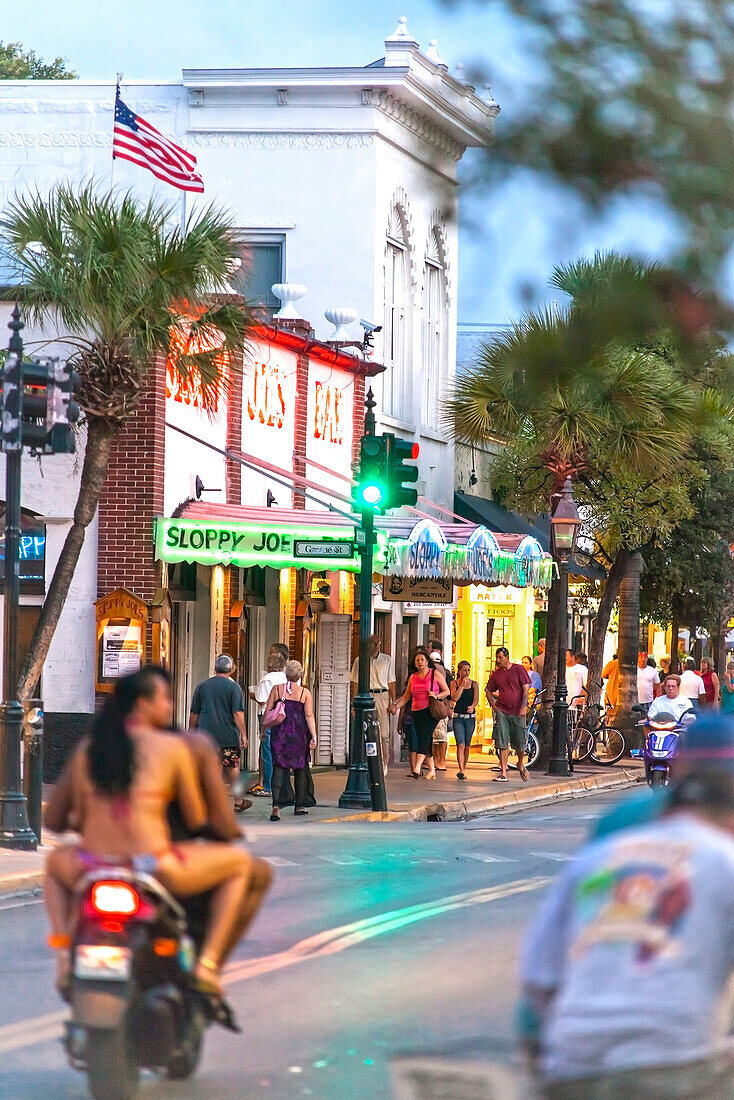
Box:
[0,19,496,763]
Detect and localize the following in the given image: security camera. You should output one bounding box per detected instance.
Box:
[360,319,382,334]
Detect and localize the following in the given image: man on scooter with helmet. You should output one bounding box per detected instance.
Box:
[520,712,734,1099]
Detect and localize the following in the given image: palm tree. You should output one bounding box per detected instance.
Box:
[1,185,253,698]
[446,252,723,732]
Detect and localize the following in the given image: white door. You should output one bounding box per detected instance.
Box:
[315,613,351,765]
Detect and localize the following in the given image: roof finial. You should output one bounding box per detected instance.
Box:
[384,15,419,65]
[425,39,447,68]
[387,15,413,40]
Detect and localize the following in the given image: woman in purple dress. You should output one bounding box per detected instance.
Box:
[264,659,317,821]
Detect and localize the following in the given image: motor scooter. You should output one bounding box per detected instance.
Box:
[638,708,694,788]
[63,868,215,1100]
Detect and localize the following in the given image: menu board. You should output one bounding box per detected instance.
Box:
[102,623,143,678]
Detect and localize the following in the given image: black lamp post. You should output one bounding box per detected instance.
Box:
[547,477,581,777]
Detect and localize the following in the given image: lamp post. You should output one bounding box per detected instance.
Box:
[547,477,581,777]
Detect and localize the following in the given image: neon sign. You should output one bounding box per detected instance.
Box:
[247,361,287,429]
[313,381,344,445]
[166,322,226,410]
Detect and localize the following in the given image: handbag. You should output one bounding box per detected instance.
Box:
[262,686,287,728]
[428,670,451,721]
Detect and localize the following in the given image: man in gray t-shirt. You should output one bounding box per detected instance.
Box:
[189,654,247,809]
[520,768,734,1098]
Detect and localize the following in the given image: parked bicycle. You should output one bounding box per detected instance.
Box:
[507,688,544,770]
[571,684,626,766]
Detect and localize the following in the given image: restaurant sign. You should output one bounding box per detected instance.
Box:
[381,575,454,605]
[155,517,361,572]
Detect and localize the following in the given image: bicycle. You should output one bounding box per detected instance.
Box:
[506,688,544,770]
[574,686,626,765]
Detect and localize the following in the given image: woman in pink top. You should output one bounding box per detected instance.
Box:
[392,648,449,780]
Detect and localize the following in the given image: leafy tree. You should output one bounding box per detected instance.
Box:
[1,185,252,698]
[0,41,76,80]
[448,253,732,733]
[449,0,734,294]
[640,455,734,671]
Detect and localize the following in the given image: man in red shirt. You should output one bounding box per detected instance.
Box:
[486,646,531,783]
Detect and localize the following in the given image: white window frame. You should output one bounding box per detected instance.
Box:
[383,212,410,421]
[422,255,445,429]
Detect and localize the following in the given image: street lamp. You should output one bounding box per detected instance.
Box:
[547,477,581,776]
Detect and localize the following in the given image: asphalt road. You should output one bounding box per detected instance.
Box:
[0,790,627,1100]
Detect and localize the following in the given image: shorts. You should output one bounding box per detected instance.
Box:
[493,711,526,753]
[220,746,241,769]
[432,718,449,743]
[453,715,476,746]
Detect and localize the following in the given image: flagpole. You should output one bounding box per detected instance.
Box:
[111,71,123,189]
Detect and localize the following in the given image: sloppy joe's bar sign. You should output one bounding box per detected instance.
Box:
[155,517,361,572]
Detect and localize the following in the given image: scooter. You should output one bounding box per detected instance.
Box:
[640,709,693,788]
[63,869,212,1100]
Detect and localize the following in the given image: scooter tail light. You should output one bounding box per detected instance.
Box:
[90,881,140,917]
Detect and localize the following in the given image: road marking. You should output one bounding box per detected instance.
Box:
[319,856,366,866]
[0,876,550,1056]
[530,851,576,862]
[462,853,517,863]
[261,856,298,867]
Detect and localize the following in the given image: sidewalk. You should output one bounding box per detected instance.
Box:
[0,760,643,898]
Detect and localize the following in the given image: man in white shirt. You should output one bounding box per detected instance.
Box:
[646,674,695,723]
[566,651,588,708]
[680,658,706,711]
[350,635,396,775]
[636,652,660,713]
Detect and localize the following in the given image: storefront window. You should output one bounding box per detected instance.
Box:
[0,509,45,595]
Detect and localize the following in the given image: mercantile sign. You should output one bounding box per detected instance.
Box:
[155,517,361,572]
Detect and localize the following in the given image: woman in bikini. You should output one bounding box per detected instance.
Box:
[44,666,254,1004]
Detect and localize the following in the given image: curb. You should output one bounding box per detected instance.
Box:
[318,768,643,824]
[0,870,43,899]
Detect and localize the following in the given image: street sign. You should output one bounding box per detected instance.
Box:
[294,539,355,560]
[381,575,454,604]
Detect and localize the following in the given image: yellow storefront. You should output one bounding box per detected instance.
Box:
[453,583,537,755]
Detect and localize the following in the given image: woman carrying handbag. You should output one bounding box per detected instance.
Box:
[263,660,317,821]
[391,648,449,780]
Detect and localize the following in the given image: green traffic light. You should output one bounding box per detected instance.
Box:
[361,484,382,506]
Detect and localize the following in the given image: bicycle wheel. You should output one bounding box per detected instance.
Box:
[571,726,594,762]
[591,726,626,765]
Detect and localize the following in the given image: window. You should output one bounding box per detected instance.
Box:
[231,236,285,318]
[422,228,447,429]
[383,205,410,419]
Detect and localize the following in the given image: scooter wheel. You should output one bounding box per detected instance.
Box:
[86,1028,139,1099]
[651,770,667,788]
[167,1004,205,1080]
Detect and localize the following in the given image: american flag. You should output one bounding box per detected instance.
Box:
[113,90,204,193]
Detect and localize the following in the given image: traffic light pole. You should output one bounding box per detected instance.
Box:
[340,389,388,812]
[0,309,37,849]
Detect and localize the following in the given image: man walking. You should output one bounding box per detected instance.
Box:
[190,654,248,812]
[637,651,660,714]
[351,635,396,775]
[486,646,531,783]
[520,724,734,1098]
[680,658,707,711]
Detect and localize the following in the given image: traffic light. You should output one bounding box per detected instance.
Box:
[355,434,389,509]
[1,356,80,455]
[385,433,420,509]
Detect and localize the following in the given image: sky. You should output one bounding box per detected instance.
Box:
[1,0,674,323]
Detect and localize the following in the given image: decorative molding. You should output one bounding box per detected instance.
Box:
[277,88,288,106]
[0,98,172,115]
[0,131,111,148]
[376,91,465,160]
[361,88,374,106]
[386,186,417,290]
[189,131,373,149]
[425,213,452,306]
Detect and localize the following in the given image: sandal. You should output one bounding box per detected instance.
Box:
[493,776,509,783]
[270,812,280,822]
[424,773,437,780]
[196,990,241,1033]
[294,809,309,816]
[519,766,529,782]
[249,786,271,798]
[234,798,252,813]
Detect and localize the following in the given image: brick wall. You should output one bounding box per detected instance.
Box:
[226,368,242,504]
[97,355,166,620]
[352,373,366,467]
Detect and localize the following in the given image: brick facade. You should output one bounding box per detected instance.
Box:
[97,354,166,607]
[225,369,243,505]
